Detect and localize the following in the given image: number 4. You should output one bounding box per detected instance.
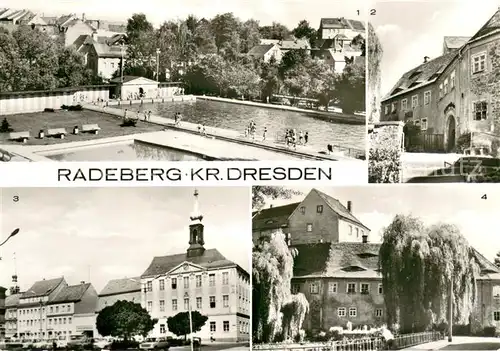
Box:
[481,194,487,199]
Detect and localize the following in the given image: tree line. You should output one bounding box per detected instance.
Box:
[0,26,102,92]
[123,13,366,114]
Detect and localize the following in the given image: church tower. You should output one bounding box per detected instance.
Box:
[187,189,206,258]
[10,252,20,295]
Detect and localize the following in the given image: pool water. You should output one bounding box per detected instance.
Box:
[45,141,207,161]
[119,99,365,151]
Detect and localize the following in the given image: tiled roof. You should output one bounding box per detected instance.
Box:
[443,36,471,50]
[313,189,370,231]
[56,14,74,26]
[346,19,366,32]
[383,51,457,101]
[470,9,500,41]
[5,293,21,307]
[293,243,332,277]
[109,75,151,84]
[41,16,57,25]
[93,42,124,58]
[99,277,141,296]
[141,248,235,278]
[248,44,275,57]
[320,18,365,32]
[22,277,65,298]
[50,283,90,303]
[280,39,311,50]
[252,202,300,231]
[472,247,500,274]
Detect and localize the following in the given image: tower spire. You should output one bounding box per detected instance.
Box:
[190,188,203,223]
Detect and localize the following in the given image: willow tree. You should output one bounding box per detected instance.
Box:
[379,215,478,333]
[253,229,297,342]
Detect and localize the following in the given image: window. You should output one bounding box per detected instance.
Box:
[376,309,383,317]
[317,205,323,213]
[183,276,189,289]
[328,282,337,293]
[385,105,389,115]
[493,286,500,299]
[310,283,319,294]
[439,84,443,98]
[209,274,215,286]
[391,102,396,112]
[63,317,66,324]
[160,324,166,334]
[223,320,230,332]
[450,71,456,88]
[411,95,418,108]
[306,223,313,232]
[349,307,357,317]
[300,206,305,214]
[349,225,353,235]
[159,279,165,291]
[378,284,383,294]
[474,101,488,120]
[424,91,431,105]
[159,300,165,312]
[444,78,449,94]
[222,272,229,285]
[147,281,152,292]
[291,284,300,294]
[223,295,229,307]
[472,52,486,73]
[338,307,346,317]
[421,118,428,131]
[356,228,359,238]
[361,283,369,294]
[111,62,115,69]
[493,311,500,322]
[147,301,152,312]
[54,319,58,325]
[55,306,59,313]
[68,317,72,324]
[171,278,177,290]
[210,296,216,308]
[401,99,408,110]
[196,297,202,309]
[347,283,356,294]
[184,298,189,310]
[172,299,177,311]
[210,321,216,332]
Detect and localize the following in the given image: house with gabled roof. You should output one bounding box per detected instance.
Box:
[247,43,283,63]
[252,188,370,246]
[98,277,141,312]
[140,190,250,342]
[381,8,500,154]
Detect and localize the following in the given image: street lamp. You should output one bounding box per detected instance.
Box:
[156,48,161,82]
[0,228,20,247]
[121,44,125,84]
[184,292,194,351]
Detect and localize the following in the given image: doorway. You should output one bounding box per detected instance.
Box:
[447,115,456,152]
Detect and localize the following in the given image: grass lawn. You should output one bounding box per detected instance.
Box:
[0,110,164,145]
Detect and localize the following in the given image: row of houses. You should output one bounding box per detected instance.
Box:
[247,17,365,73]
[0,9,128,80]
[0,191,250,343]
[252,188,500,332]
[380,8,500,153]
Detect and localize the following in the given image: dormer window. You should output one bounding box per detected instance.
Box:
[265,219,274,224]
[408,70,422,80]
[300,206,305,214]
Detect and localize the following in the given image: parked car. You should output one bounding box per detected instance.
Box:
[92,339,111,350]
[66,335,92,350]
[139,337,169,351]
[406,156,500,183]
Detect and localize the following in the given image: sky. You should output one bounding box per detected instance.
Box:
[0,187,251,294]
[1,0,367,29]
[373,0,500,96]
[261,185,500,263]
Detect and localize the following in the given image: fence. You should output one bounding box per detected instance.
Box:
[406,134,445,152]
[253,331,442,351]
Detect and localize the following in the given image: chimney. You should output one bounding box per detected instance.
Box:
[424,56,430,63]
[347,201,352,213]
[362,234,368,243]
[269,204,273,208]
[82,13,86,21]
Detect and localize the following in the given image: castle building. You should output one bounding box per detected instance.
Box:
[381,9,500,153]
[140,190,250,342]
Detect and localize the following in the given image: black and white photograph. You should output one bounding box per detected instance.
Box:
[0,187,251,350]
[0,0,366,164]
[369,0,500,183]
[252,185,500,350]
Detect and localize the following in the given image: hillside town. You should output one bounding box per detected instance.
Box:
[0,189,250,350]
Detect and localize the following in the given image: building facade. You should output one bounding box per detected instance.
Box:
[252,189,370,245]
[16,278,98,341]
[97,277,141,312]
[141,190,250,342]
[4,293,21,339]
[0,286,6,340]
[381,9,500,153]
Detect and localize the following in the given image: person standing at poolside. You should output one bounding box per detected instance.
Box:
[299,130,304,145]
[263,127,267,141]
[202,124,206,136]
[124,109,128,119]
[144,111,148,121]
[148,110,152,121]
[174,112,178,126]
[304,131,309,144]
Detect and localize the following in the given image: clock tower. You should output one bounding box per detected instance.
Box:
[187,189,205,258]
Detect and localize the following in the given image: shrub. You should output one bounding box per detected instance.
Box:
[369,124,403,183]
[68,104,83,111]
[61,104,69,110]
[44,108,55,112]
[403,121,422,152]
[0,118,13,133]
[108,340,139,350]
[452,324,470,336]
[121,118,137,127]
[456,132,472,153]
[483,326,496,337]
